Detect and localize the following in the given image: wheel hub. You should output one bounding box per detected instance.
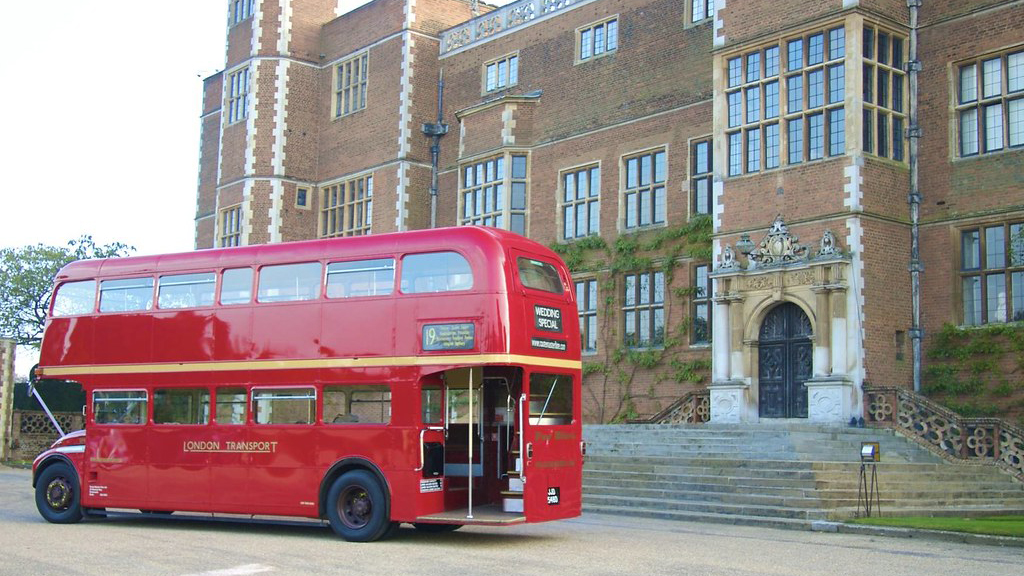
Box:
[45,478,71,511]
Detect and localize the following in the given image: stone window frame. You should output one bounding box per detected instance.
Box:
[959,220,1024,326]
[333,51,369,119]
[689,0,714,27]
[559,162,601,241]
[724,23,847,177]
[692,263,711,346]
[482,53,519,94]
[576,16,619,64]
[954,47,1024,158]
[319,173,373,238]
[621,146,668,232]
[861,24,908,162]
[230,0,254,27]
[295,186,311,210]
[575,278,599,355]
[458,151,529,236]
[219,204,243,247]
[623,270,666,350]
[226,66,250,125]
[689,136,713,217]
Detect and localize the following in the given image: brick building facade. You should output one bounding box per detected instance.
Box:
[195,0,1023,423]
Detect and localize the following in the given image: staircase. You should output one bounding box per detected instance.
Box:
[583,423,1024,529]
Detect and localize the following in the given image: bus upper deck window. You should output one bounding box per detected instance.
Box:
[221,268,253,305]
[257,262,322,303]
[401,252,473,293]
[99,278,155,312]
[327,258,395,298]
[158,272,216,309]
[52,280,96,316]
[518,258,564,294]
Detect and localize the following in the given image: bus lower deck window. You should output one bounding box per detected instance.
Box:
[94,391,148,425]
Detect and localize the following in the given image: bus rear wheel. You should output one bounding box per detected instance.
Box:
[35,462,83,524]
[326,470,391,542]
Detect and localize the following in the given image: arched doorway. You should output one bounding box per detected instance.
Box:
[758,302,812,418]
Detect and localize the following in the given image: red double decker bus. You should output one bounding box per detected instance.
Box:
[31,227,582,541]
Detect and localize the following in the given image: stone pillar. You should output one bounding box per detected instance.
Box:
[0,339,14,461]
[710,288,751,423]
[830,287,849,377]
[711,292,730,382]
[805,286,855,423]
[811,287,831,377]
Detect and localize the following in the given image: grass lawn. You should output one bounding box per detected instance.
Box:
[848,516,1024,538]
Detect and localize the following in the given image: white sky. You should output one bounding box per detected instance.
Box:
[0,0,510,377]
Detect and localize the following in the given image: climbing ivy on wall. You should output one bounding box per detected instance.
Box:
[924,323,1024,424]
[551,216,713,423]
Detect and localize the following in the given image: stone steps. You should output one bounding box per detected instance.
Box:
[580,423,1024,527]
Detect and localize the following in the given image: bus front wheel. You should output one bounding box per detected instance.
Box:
[35,462,84,524]
[326,470,391,542]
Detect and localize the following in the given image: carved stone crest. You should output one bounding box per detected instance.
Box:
[749,215,807,267]
[817,230,842,258]
[719,244,741,271]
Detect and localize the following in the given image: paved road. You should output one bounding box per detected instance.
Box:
[2,466,1020,576]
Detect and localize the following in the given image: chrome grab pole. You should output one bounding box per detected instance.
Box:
[467,367,474,519]
[518,392,526,486]
[414,427,445,472]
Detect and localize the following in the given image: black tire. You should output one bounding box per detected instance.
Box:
[35,462,83,524]
[412,522,462,533]
[325,470,391,542]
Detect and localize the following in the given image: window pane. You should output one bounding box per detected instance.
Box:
[829,108,845,156]
[654,151,666,183]
[728,91,742,127]
[809,113,824,160]
[99,277,154,313]
[986,226,1006,269]
[984,103,1004,151]
[694,141,711,173]
[746,52,760,83]
[893,117,904,161]
[963,276,982,326]
[746,86,760,122]
[728,57,742,88]
[962,230,981,270]
[581,29,592,60]
[788,118,803,164]
[788,39,803,72]
[808,69,824,108]
[987,274,1007,323]
[216,387,247,424]
[93,391,147,425]
[766,123,780,168]
[808,33,824,66]
[747,128,761,172]
[765,80,779,118]
[257,262,321,302]
[325,385,391,424]
[765,46,779,77]
[158,273,216,309]
[154,388,210,425]
[1009,52,1023,93]
[518,257,564,294]
[528,373,573,425]
[892,73,904,112]
[1011,223,1024,265]
[728,132,742,175]
[828,64,844,105]
[402,252,473,293]
[1014,271,1024,321]
[253,388,316,425]
[512,155,527,178]
[1009,99,1023,147]
[863,109,874,153]
[787,75,803,113]
[959,64,977,104]
[982,58,1002,98]
[828,27,845,61]
[877,32,889,65]
[960,108,979,156]
[326,258,395,298]
[53,280,96,317]
[606,20,618,51]
[877,113,888,157]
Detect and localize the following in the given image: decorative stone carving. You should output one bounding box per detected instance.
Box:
[785,270,815,287]
[746,275,776,291]
[749,215,808,267]
[710,387,743,423]
[805,378,853,423]
[719,244,741,271]
[817,230,842,258]
[507,3,536,27]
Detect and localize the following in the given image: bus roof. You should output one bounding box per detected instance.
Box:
[54,227,561,282]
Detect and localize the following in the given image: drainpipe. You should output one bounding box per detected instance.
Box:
[907,0,923,392]
[422,70,448,229]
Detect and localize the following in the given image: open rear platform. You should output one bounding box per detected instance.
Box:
[415,504,525,526]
